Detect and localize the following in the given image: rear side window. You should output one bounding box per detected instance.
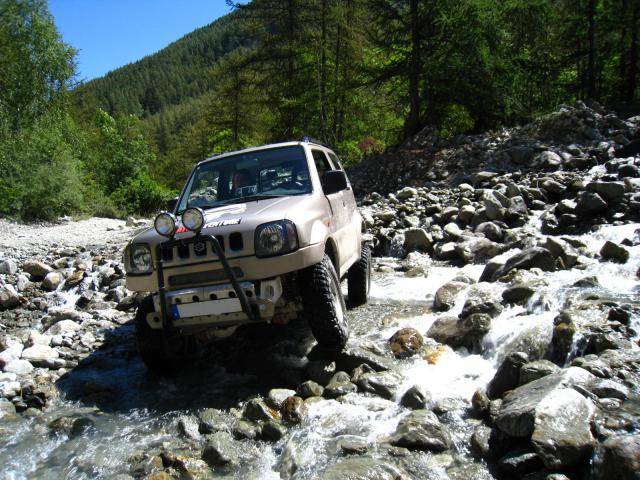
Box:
[312,149,333,179]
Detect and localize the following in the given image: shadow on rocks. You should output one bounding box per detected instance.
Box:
[55,316,317,415]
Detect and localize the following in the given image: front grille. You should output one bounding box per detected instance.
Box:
[159,235,232,265]
[169,267,244,287]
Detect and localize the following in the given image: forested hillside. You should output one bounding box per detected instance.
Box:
[0,0,638,220]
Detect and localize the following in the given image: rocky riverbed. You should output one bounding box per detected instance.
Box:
[1,102,640,479]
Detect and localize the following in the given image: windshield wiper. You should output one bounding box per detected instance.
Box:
[217,194,285,206]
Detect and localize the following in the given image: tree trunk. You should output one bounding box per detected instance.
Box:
[403,0,421,139]
[587,0,596,99]
[626,1,638,101]
[319,0,328,141]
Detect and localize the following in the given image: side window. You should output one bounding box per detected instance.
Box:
[328,152,343,170]
[312,149,332,181]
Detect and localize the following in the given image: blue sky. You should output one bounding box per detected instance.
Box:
[49,0,233,81]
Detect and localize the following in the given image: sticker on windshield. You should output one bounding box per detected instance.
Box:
[205,218,242,228]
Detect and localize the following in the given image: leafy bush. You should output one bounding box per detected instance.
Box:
[111,172,175,216]
[439,104,475,138]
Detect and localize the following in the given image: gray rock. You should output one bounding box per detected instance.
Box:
[324,377,358,398]
[0,285,20,309]
[177,415,202,441]
[488,352,529,399]
[507,146,534,164]
[443,222,462,239]
[495,367,596,438]
[590,435,640,480]
[544,237,579,269]
[576,191,608,214]
[498,448,544,477]
[591,379,629,400]
[42,271,64,291]
[317,457,408,480]
[538,151,563,169]
[483,191,505,221]
[400,385,430,410]
[542,179,567,195]
[397,187,418,199]
[0,397,16,418]
[484,247,556,282]
[475,221,503,242]
[502,284,536,304]
[0,259,17,275]
[266,388,296,409]
[460,283,503,319]
[356,370,402,400]
[471,425,510,461]
[281,396,306,424]
[600,241,630,263]
[0,380,21,397]
[198,409,228,434]
[434,281,467,311]
[618,164,639,178]
[403,228,432,252]
[202,431,239,468]
[427,314,491,348]
[21,344,60,367]
[531,388,595,469]
[22,260,52,279]
[389,410,451,452]
[519,360,560,386]
[3,359,34,375]
[433,241,458,261]
[260,420,287,441]
[338,347,394,373]
[242,398,277,422]
[296,380,324,398]
[586,181,626,203]
[306,360,336,385]
[45,319,81,336]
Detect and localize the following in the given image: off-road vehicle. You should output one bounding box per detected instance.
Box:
[123,140,371,372]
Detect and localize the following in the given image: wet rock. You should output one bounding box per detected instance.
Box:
[242,398,279,422]
[0,397,16,417]
[498,448,544,477]
[484,247,556,282]
[0,285,20,309]
[591,379,629,400]
[460,283,503,319]
[281,396,306,424]
[177,415,201,442]
[260,420,287,441]
[531,388,596,469]
[475,221,503,242]
[586,181,625,203]
[571,355,613,378]
[232,420,259,440]
[201,431,239,469]
[507,146,534,164]
[600,241,630,263]
[70,417,95,438]
[544,237,579,269]
[542,179,567,195]
[389,410,451,452]
[403,228,432,252]
[538,151,563,169]
[483,191,506,221]
[427,314,491,349]
[576,191,608,214]
[296,380,324,398]
[471,389,490,417]
[400,385,430,410]
[198,409,228,434]
[306,360,337,385]
[22,260,52,280]
[0,259,17,275]
[618,164,639,178]
[433,281,467,311]
[42,271,64,291]
[590,434,640,480]
[471,424,510,461]
[337,347,394,373]
[0,379,20,398]
[388,328,423,358]
[495,367,596,438]
[356,370,403,400]
[397,187,417,199]
[502,284,536,304]
[519,360,560,386]
[336,436,369,455]
[45,319,81,336]
[488,352,529,399]
[324,372,358,399]
[267,388,296,410]
[64,270,85,289]
[317,457,408,480]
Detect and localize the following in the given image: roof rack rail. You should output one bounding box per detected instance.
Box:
[300,136,332,148]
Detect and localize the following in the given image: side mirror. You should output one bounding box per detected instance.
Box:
[323,170,348,195]
[166,197,178,212]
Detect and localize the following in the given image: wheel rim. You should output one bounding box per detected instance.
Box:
[329,273,345,324]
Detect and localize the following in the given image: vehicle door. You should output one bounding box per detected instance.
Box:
[328,152,361,265]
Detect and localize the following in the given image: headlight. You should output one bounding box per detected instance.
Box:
[255,220,299,258]
[182,207,204,232]
[154,212,176,237]
[130,244,153,273]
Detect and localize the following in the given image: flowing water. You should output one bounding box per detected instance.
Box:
[1,222,639,479]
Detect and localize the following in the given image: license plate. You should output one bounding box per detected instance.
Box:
[171,298,242,319]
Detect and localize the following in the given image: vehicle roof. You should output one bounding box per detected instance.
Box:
[198,141,333,165]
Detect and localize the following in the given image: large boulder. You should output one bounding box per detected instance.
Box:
[388,328,424,358]
[531,388,596,469]
[22,260,53,280]
[481,247,556,282]
[356,370,403,400]
[586,181,625,203]
[590,435,640,480]
[0,260,18,275]
[576,191,608,215]
[389,410,451,452]
[427,314,491,349]
[600,241,630,263]
[487,352,529,399]
[433,281,467,311]
[460,283,503,319]
[403,228,432,252]
[495,367,596,438]
[20,344,60,368]
[0,285,20,309]
[42,271,64,291]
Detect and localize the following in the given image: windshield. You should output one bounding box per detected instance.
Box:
[177,145,311,212]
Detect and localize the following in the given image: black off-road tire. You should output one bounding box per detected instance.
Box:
[134,296,196,374]
[300,255,349,351]
[348,244,371,307]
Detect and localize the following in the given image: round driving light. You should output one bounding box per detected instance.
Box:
[154,212,176,237]
[182,207,204,232]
